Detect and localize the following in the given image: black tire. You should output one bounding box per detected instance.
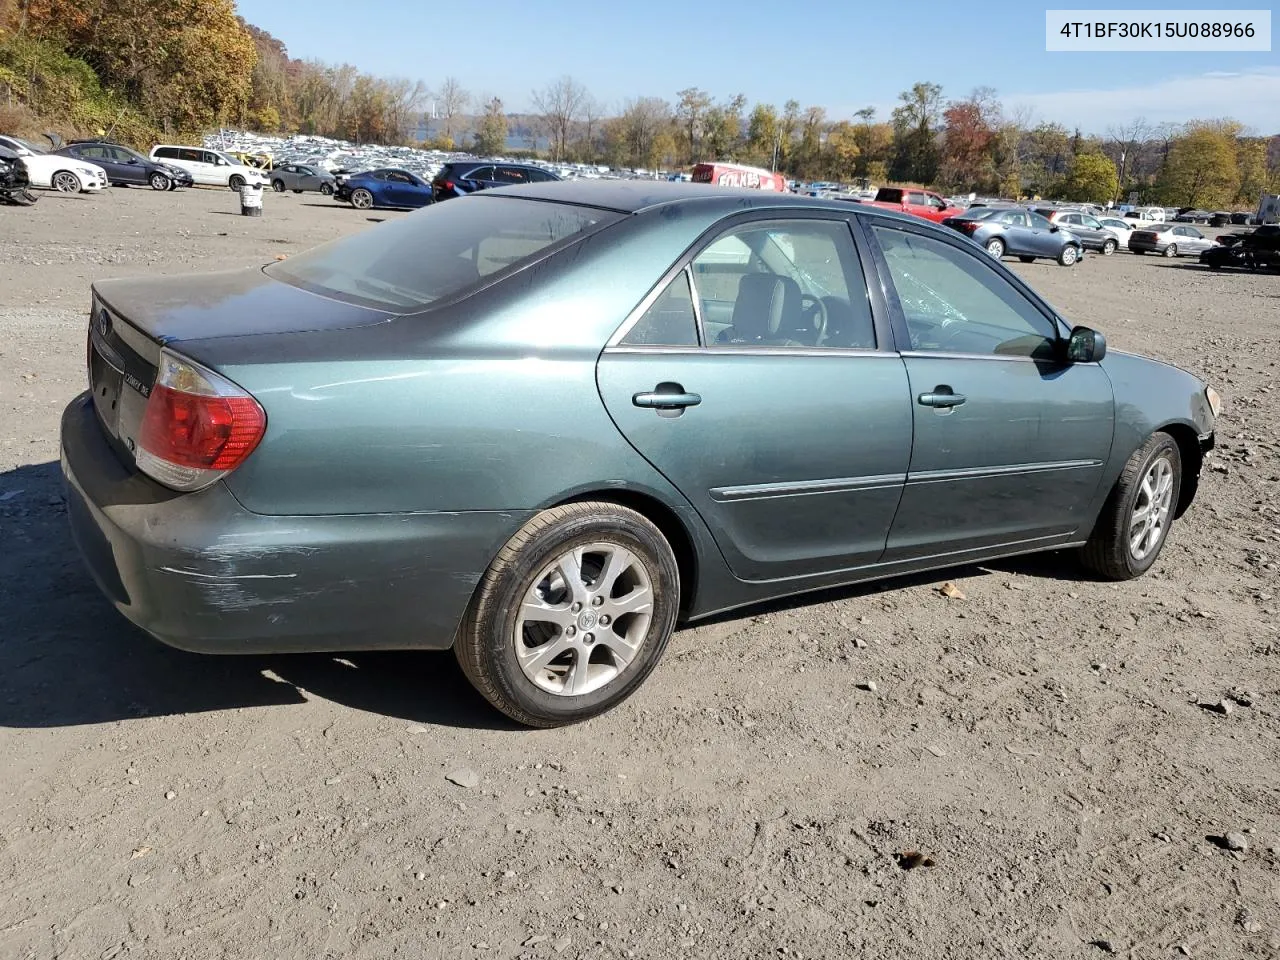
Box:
[1081,433,1182,581]
[319,182,334,196]
[149,172,171,191]
[1163,244,1178,258]
[1058,244,1080,266]
[985,238,1005,259]
[271,179,285,192]
[455,502,680,727]
[1102,239,1117,256]
[228,174,246,190]
[292,189,303,193]
[1019,255,1035,263]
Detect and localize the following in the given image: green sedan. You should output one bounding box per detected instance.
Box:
[61,182,1219,726]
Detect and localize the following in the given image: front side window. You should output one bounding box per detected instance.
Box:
[1029,211,1054,230]
[1081,215,1103,229]
[692,220,873,349]
[495,167,531,184]
[871,225,1058,359]
[267,196,620,311]
[621,270,699,346]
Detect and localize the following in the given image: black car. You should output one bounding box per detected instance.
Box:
[0,144,36,205]
[1201,225,1280,271]
[55,140,193,190]
[430,161,560,201]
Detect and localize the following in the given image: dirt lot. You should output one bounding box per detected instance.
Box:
[1,187,1277,960]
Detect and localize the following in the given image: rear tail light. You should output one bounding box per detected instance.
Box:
[443,180,454,190]
[137,349,266,492]
[958,221,982,234]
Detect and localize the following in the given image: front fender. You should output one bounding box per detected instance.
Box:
[1087,350,1215,522]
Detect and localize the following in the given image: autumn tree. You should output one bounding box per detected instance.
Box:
[1158,121,1240,207]
[532,75,585,161]
[473,96,507,155]
[939,96,995,190]
[702,93,746,159]
[823,121,860,179]
[675,87,711,163]
[1058,152,1119,203]
[890,82,944,183]
[437,75,469,144]
[746,103,779,168]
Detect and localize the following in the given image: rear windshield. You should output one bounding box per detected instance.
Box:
[267,196,620,310]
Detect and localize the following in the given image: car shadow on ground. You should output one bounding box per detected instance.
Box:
[1,458,1096,731]
[0,461,514,731]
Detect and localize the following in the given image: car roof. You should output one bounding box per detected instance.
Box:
[483,179,925,220]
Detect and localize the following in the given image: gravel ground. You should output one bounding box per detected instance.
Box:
[1,187,1278,960]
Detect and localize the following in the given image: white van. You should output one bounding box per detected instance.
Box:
[149,145,268,189]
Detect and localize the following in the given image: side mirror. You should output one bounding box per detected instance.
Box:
[1066,326,1106,364]
[1049,225,1060,233]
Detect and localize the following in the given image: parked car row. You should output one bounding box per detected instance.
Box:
[331,161,561,210]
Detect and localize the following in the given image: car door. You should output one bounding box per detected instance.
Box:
[295,165,319,190]
[863,221,1114,559]
[1177,226,1211,254]
[381,171,413,205]
[994,209,1034,255]
[106,146,146,184]
[596,215,913,581]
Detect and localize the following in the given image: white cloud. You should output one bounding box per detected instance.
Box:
[1005,68,1280,134]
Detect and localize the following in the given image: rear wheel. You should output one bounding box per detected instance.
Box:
[455,502,680,727]
[319,182,334,196]
[228,174,246,190]
[271,179,285,192]
[1081,433,1181,580]
[1058,244,1079,266]
[350,188,374,209]
[149,172,171,191]
[985,238,1005,259]
[1102,239,1117,256]
[52,170,82,193]
[1163,244,1178,258]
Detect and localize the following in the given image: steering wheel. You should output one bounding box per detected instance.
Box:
[798,294,828,342]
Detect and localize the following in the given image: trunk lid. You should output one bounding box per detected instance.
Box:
[87,267,393,468]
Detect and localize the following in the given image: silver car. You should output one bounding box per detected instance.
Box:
[269,163,336,195]
[1128,223,1214,258]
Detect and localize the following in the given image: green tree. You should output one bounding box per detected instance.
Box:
[473,96,507,155]
[890,82,944,183]
[1058,152,1119,203]
[1158,121,1239,207]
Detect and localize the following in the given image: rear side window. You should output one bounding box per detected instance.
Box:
[466,166,495,181]
[155,147,178,159]
[907,192,927,206]
[267,196,620,311]
[178,149,203,163]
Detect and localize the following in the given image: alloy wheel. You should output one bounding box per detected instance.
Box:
[149,173,170,191]
[351,189,373,209]
[986,238,1004,258]
[513,542,654,697]
[1129,456,1174,561]
[53,171,80,193]
[1164,244,1177,258]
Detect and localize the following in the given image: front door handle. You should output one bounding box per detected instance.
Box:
[633,390,702,410]
[917,389,966,408]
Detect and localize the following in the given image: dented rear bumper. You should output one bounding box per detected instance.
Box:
[60,393,524,654]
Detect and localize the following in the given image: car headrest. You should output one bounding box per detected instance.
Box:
[730,274,801,341]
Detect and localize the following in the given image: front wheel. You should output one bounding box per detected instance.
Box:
[228,174,246,190]
[1163,244,1178,258]
[52,170,82,193]
[985,238,1005,259]
[350,188,374,209]
[1081,433,1182,580]
[149,172,171,191]
[455,502,680,727]
[1102,239,1117,256]
[1058,244,1079,266]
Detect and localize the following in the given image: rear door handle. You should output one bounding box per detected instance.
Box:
[917,390,966,408]
[633,391,702,410]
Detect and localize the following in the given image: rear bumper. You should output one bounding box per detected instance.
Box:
[60,393,526,654]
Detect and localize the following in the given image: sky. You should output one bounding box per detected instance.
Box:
[234,0,1279,133]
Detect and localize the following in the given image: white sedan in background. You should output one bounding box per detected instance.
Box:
[1098,216,1137,245]
[0,135,108,193]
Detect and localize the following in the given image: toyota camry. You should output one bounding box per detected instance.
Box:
[61,182,1219,726]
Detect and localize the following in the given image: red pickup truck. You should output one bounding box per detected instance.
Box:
[858,187,961,223]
